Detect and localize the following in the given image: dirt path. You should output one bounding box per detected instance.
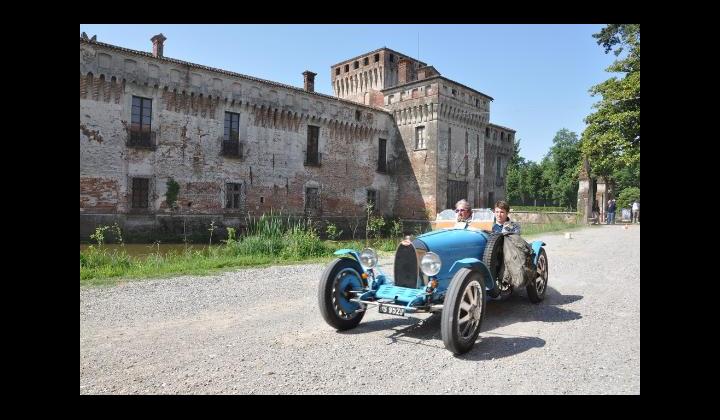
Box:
[80,225,640,394]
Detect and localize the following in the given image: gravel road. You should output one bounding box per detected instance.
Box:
[80,225,640,394]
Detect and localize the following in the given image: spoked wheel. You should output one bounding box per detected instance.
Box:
[441,268,486,355]
[318,258,366,330]
[527,248,548,303]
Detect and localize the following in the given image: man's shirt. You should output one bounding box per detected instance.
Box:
[492,219,522,234]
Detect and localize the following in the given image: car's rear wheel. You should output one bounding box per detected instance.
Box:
[318,258,366,330]
[526,248,548,303]
[441,268,486,355]
[483,233,505,298]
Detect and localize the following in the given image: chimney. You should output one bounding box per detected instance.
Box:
[397,58,412,85]
[303,70,317,93]
[151,33,167,58]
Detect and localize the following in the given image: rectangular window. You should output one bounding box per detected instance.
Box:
[305,125,320,166]
[363,57,369,66]
[130,96,152,146]
[354,61,359,69]
[496,156,502,179]
[226,182,242,209]
[415,126,426,149]
[367,189,377,209]
[485,127,490,138]
[344,64,349,72]
[131,177,149,209]
[378,138,387,172]
[224,112,240,141]
[355,110,362,121]
[488,191,495,208]
[501,132,505,141]
[305,187,320,210]
[374,53,380,63]
[389,54,395,62]
[336,68,340,75]
[223,112,241,157]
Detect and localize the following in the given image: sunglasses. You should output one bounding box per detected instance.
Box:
[455,208,470,213]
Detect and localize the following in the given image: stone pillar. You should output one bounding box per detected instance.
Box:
[577,157,594,223]
[596,177,607,223]
[151,33,167,58]
[303,71,317,93]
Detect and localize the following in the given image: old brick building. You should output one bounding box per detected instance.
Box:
[80,34,515,241]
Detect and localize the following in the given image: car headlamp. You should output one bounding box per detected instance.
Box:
[420,252,442,276]
[359,248,378,268]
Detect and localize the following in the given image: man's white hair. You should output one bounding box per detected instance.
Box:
[455,199,471,210]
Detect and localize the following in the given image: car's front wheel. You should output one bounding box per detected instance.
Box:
[318,258,366,330]
[441,268,486,355]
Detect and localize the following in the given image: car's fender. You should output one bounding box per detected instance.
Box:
[448,258,496,291]
[333,249,369,287]
[529,241,546,266]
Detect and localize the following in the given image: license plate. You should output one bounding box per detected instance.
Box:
[378,303,405,316]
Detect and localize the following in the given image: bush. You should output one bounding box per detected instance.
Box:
[325,223,343,241]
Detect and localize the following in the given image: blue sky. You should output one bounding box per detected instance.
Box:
[80,24,618,163]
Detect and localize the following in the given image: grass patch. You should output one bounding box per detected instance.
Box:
[80,213,405,286]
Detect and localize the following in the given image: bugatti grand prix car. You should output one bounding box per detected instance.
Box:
[317,209,548,354]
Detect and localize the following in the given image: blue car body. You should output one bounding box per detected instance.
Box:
[334,226,546,315]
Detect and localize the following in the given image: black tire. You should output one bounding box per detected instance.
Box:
[527,248,548,303]
[483,233,505,298]
[318,258,366,330]
[441,268,486,355]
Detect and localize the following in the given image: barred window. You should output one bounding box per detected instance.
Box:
[131,178,149,209]
[226,183,242,209]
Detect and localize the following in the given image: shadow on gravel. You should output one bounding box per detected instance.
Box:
[461,335,546,360]
[483,286,583,332]
[337,287,582,353]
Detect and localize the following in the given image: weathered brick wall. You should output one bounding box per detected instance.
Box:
[80,39,516,242]
[80,39,401,241]
[435,80,491,211]
[384,82,439,219]
[331,49,425,106]
[484,123,515,206]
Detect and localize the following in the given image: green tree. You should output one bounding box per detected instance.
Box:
[541,129,582,209]
[616,187,640,210]
[581,24,640,179]
[505,138,528,203]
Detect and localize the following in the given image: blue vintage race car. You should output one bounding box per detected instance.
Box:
[318,209,549,355]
